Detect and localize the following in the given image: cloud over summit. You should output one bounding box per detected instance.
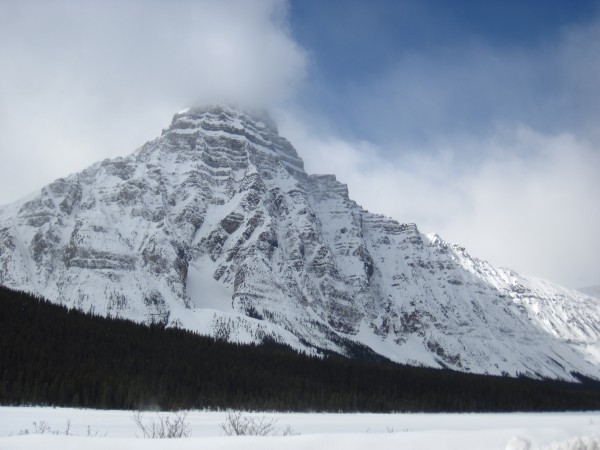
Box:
[0,0,306,203]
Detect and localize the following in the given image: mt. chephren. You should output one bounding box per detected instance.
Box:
[0,105,598,381]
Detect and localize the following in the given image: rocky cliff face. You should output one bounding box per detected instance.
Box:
[1,105,598,380]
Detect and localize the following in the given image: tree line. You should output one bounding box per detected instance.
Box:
[1,284,600,412]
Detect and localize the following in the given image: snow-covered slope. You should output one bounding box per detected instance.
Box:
[0,106,598,380]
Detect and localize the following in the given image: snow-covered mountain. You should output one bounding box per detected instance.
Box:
[1,105,598,380]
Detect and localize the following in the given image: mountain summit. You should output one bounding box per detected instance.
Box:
[1,105,598,380]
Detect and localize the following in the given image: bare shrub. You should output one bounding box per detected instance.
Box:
[281,424,301,436]
[18,420,71,436]
[16,419,106,437]
[132,410,191,439]
[220,411,299,436]
[86,425,108,437]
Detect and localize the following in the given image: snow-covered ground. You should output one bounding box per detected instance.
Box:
[0,407,599,449]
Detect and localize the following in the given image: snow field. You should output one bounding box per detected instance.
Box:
[0,407,599,449]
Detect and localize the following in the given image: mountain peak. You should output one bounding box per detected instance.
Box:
[166,104,278,136]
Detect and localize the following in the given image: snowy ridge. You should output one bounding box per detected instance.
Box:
[0,105,598,380]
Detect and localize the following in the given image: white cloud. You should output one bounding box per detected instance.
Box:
[275,15,600,289]
[278,111,600,289]
[445,129,600,289]
[0,0,306,204]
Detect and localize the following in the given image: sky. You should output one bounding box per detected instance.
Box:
[0,0,598,289]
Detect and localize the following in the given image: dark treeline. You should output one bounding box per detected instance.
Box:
[1,284,600,412]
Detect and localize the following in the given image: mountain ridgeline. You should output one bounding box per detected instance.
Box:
[0,105,598,381]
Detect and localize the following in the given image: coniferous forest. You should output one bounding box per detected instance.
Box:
[1,284,600,412]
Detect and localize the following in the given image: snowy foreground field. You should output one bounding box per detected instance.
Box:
[1,407,599,450]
